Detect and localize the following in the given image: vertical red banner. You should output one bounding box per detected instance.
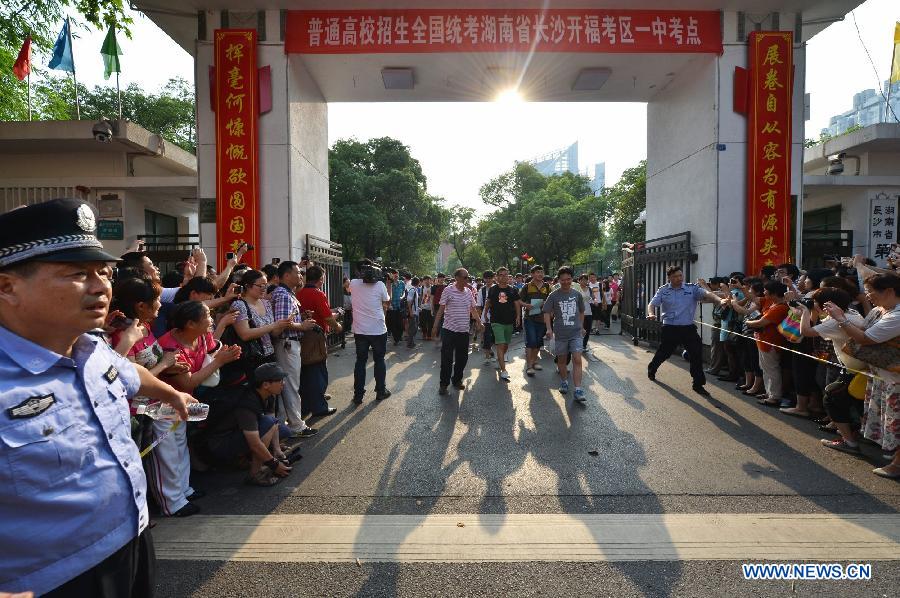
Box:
[746,31,793,275]
[215,29,260,269]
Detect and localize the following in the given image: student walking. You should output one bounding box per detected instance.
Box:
[543,267,587,402]
[483,267,522,381]
[432,268,483,395]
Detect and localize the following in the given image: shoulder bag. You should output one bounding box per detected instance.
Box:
[777,308,803,344]
[300,324,328,365]
[842,337,900,373]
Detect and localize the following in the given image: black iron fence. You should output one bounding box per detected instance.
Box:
[619,232,696,346]
[306,234,344,349]
[802,229,853,269]
[137,234,200,276]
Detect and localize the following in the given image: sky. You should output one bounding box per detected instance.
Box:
[42,0,900,212]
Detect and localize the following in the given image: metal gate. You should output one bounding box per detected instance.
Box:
[306,234,344,348]
[619,232,696,346]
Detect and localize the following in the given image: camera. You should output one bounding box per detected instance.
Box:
[92,119,114,143]
[359,259,384,283]
[788,298,815,309]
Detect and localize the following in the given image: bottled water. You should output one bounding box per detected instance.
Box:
[136,402,209,421]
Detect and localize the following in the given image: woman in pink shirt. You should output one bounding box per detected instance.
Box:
[154,301,241,517]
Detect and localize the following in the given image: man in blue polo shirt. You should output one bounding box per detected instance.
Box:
[0,199,194,597]
[646,265,729,396]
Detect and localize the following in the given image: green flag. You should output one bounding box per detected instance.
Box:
[101,25,121,80]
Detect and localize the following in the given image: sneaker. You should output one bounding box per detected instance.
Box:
[559,380,569,394]
[352,395,363,405]
[534,363,543,371]
[453,381,465,390]
[376,390,392,401]
[291,427,319,439]
[821,437,860,454]
[526,367,536,376]
[573,388,586,402]
[499,370,510,381]
[172,502,201,517]
[439,385,449,395]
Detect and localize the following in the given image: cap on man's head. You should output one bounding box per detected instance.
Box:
[254,363,287,385]
[0,198,119,269]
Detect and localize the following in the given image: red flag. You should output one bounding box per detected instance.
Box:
[13,36,31,81]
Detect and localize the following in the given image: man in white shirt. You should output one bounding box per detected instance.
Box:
[351,262,392,403]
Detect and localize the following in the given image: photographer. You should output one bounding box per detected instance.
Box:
[351,261,392,404]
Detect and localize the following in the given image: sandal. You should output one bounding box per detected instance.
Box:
[757,397,780,407]
[245,470,281,487]
[779,407,811,418]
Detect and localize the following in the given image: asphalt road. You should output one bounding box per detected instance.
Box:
[156,326,900,597]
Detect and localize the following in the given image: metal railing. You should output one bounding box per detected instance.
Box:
[137,234,201,276]
[802,229,854,268]
[306,234,345,349]
[619,232,696,346]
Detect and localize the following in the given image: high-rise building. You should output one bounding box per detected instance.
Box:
[527,142,579,176]
[820,80,900,137]
[590,162,606,195]
[525,142,605,194]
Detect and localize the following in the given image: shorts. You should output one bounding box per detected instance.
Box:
[554,336,583,356]
[524,319,546,348]
[491,323,514,345]
[207,414,278,463]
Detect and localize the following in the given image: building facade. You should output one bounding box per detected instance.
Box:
[821,80,900,138]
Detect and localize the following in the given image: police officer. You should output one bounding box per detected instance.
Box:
[646,265,729,396]
[0,199,194,597]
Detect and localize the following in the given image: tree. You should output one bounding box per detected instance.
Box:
[1,1,132,52]
[329,137,449,271]
[594,160,646,270]
[475,163,602,272]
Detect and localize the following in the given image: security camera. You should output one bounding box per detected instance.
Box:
[92,120,114,143]
[827,152,846,176]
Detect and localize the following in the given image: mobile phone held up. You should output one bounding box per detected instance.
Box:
[226,252,235,261]
[272,257,281,265]
[109,315,133,330]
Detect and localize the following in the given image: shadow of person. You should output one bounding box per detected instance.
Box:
[454,368,524,536]
[520,386,684,597]
[352,368,462,597]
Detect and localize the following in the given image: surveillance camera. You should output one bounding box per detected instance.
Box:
[92,120,113,143]
[827,161,844,175]
[826,152,846,162]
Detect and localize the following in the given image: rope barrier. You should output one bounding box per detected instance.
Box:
[691,318,883,381]
[139,420,181,458]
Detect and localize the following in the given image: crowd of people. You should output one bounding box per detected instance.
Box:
[653,256,900,480]
[2,197,898,597]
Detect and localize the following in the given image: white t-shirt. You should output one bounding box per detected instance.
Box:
[812,310,866,369]
[350,279,390,336]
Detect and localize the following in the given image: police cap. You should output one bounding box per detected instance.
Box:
[0,198,119,268]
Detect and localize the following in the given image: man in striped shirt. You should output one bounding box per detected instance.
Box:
[431,268,483,395]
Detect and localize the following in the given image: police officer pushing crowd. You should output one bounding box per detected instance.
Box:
[0,199,194,597]
[646,266,729,396]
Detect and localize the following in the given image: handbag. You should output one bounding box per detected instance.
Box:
[300,325,328,365]
[842,337,900,373]
[199,340,221,387]
[777,308,803,344]
[219,299,267,381]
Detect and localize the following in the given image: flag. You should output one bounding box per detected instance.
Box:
[891,22,900,84]
[12,36,31,81]
[101,25,122,80]
[48,20,74,72]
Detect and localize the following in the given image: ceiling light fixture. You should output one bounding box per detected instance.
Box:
[572,68,611,91]
[382,68,414,90]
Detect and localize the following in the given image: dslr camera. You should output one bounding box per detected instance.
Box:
[788,297,815,309]
[359,259,384,284]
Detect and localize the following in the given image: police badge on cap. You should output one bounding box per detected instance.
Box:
[0,198,119,268]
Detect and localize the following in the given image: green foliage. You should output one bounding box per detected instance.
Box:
[0,45,29,120]
[329,137,449,272]
[471,163,603,273]
[593,161,646,271]
[1,0,131,51]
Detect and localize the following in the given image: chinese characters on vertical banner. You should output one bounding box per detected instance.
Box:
[285,9,723,54]
[868,190,900,267]
[215,29,259,269]
[747,32,792,275]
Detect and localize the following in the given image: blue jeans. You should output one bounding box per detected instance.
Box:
[300,361,329,415]
[524,319,546,348]
[354,333,387,398]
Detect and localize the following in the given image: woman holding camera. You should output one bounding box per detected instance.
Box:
[822,274,900,478]
[227,269,292,379]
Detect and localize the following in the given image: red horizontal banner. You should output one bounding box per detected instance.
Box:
[215,29,260,270]
[746,31,793,275]
[285,9,723,54]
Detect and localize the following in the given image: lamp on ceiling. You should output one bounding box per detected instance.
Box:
[572,68,611,91]
[382,68,414,90]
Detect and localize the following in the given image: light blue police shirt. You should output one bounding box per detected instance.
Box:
[0,325,147,595]
[648,282,707,326]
